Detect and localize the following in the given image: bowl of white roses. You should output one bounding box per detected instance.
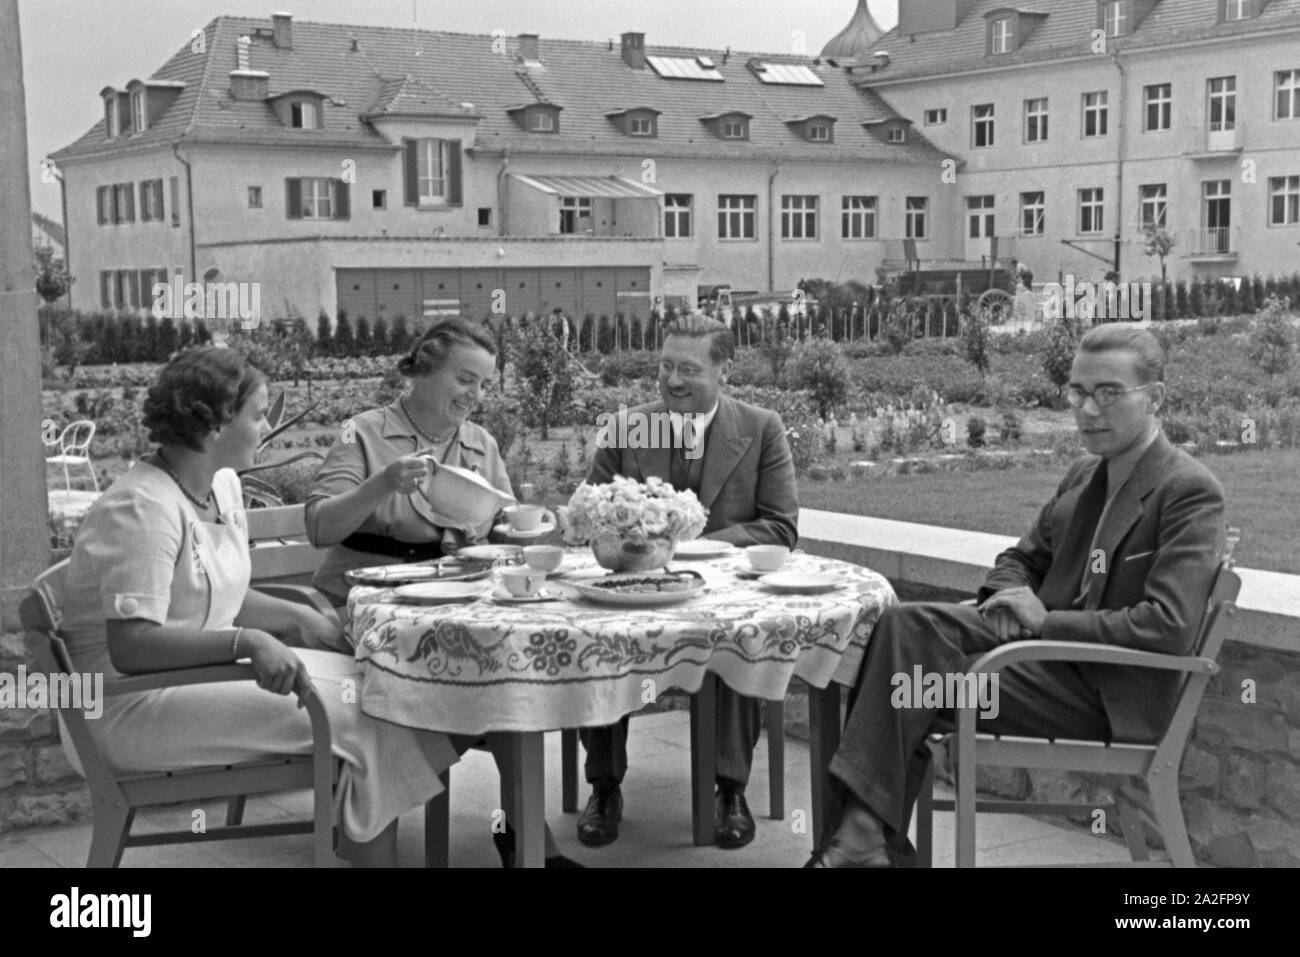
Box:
[559,476,708,573]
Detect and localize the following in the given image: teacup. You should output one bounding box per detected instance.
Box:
[500,566,548,597]
[503,504,555,533]
[746,545,790,573]
[523,544,564,573]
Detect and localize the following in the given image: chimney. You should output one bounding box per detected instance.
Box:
[621,32,646,70]
[236,35,252,71]
[230,68,269,100]
[272,11,293,50]
[518,33,539,62]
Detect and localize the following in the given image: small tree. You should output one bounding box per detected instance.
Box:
[789,338,850,420]
[511,315,574,441]
[333,310,355,357]
[316,309,332,356]
[34,246,73,305]
[1247,296,1296,378]
[390,314,411,354]
[1043,315,1080,408]
[371,316,389,356]
[960,305,992,397]
[354,315,373,357]
[756,307,794,381]
[157,315,179,358]
[1142,224,1177,321]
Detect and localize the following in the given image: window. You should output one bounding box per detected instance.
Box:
[1277,70,1300,120]
[417,139,449,204]
[290,101,318,129]
[112,182,135,224]
[924,108,947,125]
[1020,192,1045,236]
[990,17,1013,54]
[1270,175,1300,226]
[1202,180,1232,252]
[888,127,906,143]
[139,179,164,221]
[1102,1,1127,37]
[529,110,555,132]
[1208,76,1236,131]
[369,189,385,210]
[170,176,180,227]
[559,196,592,234]
[718,195,756,240]
[781,195,818,240]
[1024,98,1049,143]
[1144,83,1172,132]
[629,115,655,136]
[972,104,995,148]
[841,196,878,239]
[967,195,995,239]
[96,186,112,226]
[285,177,350,220]
[104,97,119,138]
[664,194,693,238]
[1140,184,1168,228]
[477,207,492,227]
[131,90,146,133]
[248,186,263,209]
[1223,0,1250,21]
[721,117,747,139]
[905,197,928,240]
[1079,188,1105,234]
[808,122,831,142]
[1083,91,1109,137]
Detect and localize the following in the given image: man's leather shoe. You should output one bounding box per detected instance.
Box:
[576,786,623,847]
[802,801,894,867]
[803,838,894,868]
[493,824,586,868]
[714,781,756,849]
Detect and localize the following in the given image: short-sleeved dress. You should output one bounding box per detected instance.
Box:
[59,461,459,844]
[304,401,514,603]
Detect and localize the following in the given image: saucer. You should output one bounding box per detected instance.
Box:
[493,521,557,539]
[490,586,559,603]
[757,571,841,595]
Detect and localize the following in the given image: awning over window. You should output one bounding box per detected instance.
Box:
[508,174,663,199]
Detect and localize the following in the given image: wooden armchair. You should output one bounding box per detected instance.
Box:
[915,560,1242,867]
[22,560,337,867]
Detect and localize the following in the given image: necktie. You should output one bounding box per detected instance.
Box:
[1041,462,1109,609]
[669,444,690,492]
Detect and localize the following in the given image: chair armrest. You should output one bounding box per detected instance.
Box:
[104,663,260,696]
[253,583,339,623]
[965,640,1218,678]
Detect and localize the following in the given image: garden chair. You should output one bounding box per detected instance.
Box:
[22,560,337,867]
[914,559,1241,868]
[246,503,327,592]
[46,420,99,495]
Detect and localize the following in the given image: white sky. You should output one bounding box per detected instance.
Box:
[17,0,898,218]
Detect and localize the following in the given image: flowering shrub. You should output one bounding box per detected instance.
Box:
[560,475,706,546]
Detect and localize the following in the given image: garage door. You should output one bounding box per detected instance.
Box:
[615,268,652,319]
[336,269,377,321]
[375,270,419,321]
[579,268,618,318]
[419,269,461,319]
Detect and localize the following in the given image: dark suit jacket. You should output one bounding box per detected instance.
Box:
[978,433,1226,742]
[586,394,798,549]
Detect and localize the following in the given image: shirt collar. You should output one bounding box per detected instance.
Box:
[668,402,719,448]
[380,399,487,455]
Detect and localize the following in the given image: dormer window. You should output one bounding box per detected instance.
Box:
[701,112,752,141]
[888,127,906,143]
[606,108,660,138]
[290,101,319,129]
[809,123,830,141]
[104,95,119,138]
[270,91,326,131]
[789,115,836,144]
[629,115,654,136]
[131,90,147,133]
[1222,0,1250,20]
[722,118,747,139]
[1102,1,1128,36]
[509,103,561,134]
[991,17,1014,54]
[530,111,554,132]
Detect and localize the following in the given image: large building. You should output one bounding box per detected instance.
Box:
[50,2,1300,325]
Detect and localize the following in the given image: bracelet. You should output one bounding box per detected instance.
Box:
[231,627,245,661]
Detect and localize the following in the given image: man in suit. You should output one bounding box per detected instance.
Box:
[577,314,799,850]
[808,324,1225,867]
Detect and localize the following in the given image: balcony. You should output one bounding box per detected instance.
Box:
[1185,119,1244,160]
[1185,227,1238,261]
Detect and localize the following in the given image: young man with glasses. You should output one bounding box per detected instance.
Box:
[808,324,1226,867]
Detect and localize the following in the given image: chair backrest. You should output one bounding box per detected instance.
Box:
[246,503,322,582]
[60,420,96,456]
[20,560,123,796]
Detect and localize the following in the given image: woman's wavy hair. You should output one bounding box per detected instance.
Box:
[142,346,268,451]
[398,318,498,378]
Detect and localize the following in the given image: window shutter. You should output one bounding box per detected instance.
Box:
[139,182,150,222]
[335,180,351,220]
[100,271,111,308]
[123,184,135,223]
[286,178,302,219]
[170,176,180,226]
[136,270,151,309]
[404,139,419,206]
[447,140,463,206]
[97,187,108,225]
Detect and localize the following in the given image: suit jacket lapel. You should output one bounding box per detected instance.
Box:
[1085,434,1175,609]
[698,396,753,509]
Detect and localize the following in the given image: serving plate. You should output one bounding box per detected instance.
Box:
[568,571,705,608]
[392,582,488,604]
[492,521,557,539]
[489,587,561,604]
[672,539,737,560]
[757,571,842,595]
[456,544,524,563]
[345,561,492,586]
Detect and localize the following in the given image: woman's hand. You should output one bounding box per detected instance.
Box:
[243,629,314,707]
[294,607,349,654]
[381,455,434,496]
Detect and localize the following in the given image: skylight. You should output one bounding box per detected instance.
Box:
[647,55,725,81]
[753,62,824,86]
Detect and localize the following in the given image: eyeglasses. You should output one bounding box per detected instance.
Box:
[1065,383,1153,409]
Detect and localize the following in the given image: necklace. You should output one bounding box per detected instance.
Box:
[155,450,214,511]
[401,397,458,445]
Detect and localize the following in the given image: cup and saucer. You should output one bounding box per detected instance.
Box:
[491,565,559,603]
[494,504,557,539]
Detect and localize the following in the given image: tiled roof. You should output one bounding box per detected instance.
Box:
[857,0,1300,84]
[52,15,949,166]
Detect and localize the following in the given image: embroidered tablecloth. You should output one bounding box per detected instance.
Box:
[348,550,896,735]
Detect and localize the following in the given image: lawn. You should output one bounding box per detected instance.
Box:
[797,449,1300,574]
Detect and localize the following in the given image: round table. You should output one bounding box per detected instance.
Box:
[347,549,897,864]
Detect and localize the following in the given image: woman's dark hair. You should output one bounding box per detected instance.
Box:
[142,346,268,451]
[398,318,498,378]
